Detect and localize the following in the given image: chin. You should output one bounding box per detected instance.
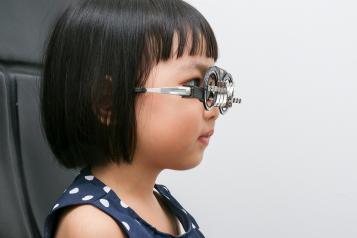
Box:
[170,154,204,171]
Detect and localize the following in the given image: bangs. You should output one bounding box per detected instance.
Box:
[137,0,218,81]
[147,20,218,62]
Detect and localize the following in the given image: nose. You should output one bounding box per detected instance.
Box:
[203,106,220,121]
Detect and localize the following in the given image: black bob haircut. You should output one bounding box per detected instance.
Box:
[40,0,218,169]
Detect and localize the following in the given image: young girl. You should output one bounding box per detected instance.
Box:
[41,0,239,237]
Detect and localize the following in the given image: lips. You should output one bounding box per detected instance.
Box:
[198,129,214,146]
[200,129,214,138]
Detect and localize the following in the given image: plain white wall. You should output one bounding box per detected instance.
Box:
[157,0,357,237]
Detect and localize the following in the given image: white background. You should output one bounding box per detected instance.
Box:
[158,0,357,237]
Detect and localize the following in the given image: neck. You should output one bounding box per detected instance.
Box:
[90,158,163,205]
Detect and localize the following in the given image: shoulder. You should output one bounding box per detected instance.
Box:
[54,204,128,238]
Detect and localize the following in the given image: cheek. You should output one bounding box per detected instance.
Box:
[135,94,203,166]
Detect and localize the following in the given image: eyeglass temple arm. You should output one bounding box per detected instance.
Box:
[134,86,204,101]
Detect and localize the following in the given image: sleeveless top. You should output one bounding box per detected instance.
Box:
[43,167,205,238]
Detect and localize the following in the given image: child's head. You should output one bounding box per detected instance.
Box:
[40,0,219,170]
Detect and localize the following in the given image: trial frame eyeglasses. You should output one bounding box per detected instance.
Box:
[133,65,242,115]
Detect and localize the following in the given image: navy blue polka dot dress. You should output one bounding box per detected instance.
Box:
[44,167,205,238]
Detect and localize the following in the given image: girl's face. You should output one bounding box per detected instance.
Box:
[134,47,220,170]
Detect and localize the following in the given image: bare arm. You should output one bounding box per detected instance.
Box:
[54,204,127,238]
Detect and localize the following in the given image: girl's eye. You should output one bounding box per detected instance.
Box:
[185,78,202,87]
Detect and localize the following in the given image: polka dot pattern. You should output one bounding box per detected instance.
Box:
[103,186,111,193]
[100,198,110,208]
[82,195,93,201]
[45,167,203,238]
[122,221,130,231]
[69,187,79,194]
[84,175,94,181]
[120,200,129,208]
[52,203,59,210]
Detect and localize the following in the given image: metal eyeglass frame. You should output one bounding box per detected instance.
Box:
[133,66,242,115]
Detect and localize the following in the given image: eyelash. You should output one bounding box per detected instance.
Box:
[185,78,202,87]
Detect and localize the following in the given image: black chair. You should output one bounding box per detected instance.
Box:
[0,1,77,237]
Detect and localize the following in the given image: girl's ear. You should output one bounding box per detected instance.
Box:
[92,74,112,126]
